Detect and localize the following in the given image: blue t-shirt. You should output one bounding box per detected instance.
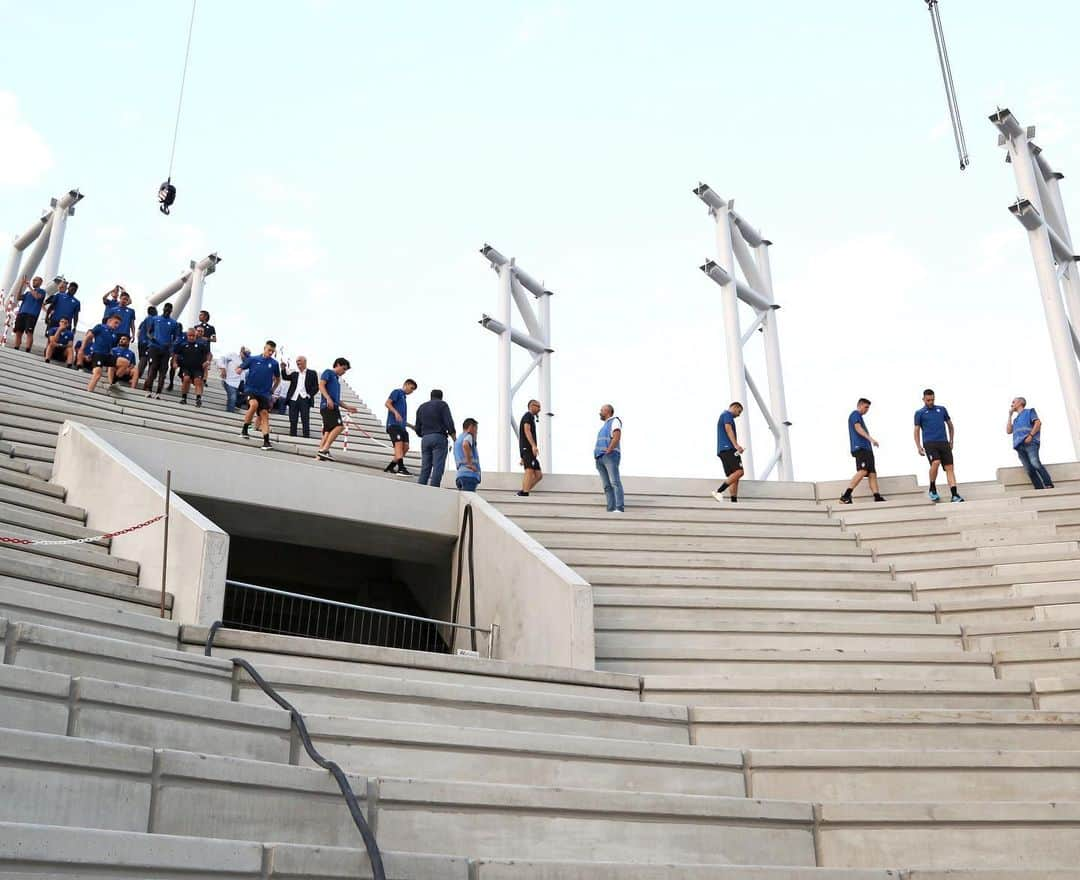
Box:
[848,410,872,452]
[103,304,136,337]
[239,355,280,396]
[18,287,45,316]
[717,411,737,453]
[149,315,181,348]
[386,388,407,428]
[49,328,74,347]
[88,324,118,356]
[320,369,341,410]
[137,315,155,345]
[915,405,951,443]
[111,346,136,365]
[1012,407,1041,449]
[49,292,80,325]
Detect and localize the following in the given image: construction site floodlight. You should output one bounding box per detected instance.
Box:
[989,108,1025,141]
[693,182,727,213]
[480,244,509,268]
[700,260,772,312]
[1009,198,1044,232]
[700,259,732,286]
[479,315,551,356]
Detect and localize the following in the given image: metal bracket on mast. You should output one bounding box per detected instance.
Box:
[991,107,1080,457]
[695,183,794,481]
[478,244,555,473]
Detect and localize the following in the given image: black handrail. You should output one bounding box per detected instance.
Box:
[205,621,385,880]
[450,504,477,652]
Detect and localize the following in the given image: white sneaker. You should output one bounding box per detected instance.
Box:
[611,509,624,514]
[711,490,725,503]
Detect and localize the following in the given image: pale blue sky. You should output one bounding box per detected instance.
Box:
[3,1,1078,484]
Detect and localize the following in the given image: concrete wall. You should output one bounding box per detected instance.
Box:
[51,421,229,625]
[451,494,594,670]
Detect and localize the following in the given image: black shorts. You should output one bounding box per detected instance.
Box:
[520,450,541,471]
[147,347,170,368]
[90,353,115,369]
[924,441,954,466]
[179,365,205,380]
[387,425,409,444]
[47,346,69,362]
[250,394,272,413]
[853,448,876,474]
[718,449,743,476]
[321,407,343,431]
[13,313,38,333]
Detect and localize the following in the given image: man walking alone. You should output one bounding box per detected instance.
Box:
[415,389,457,487]
[517,400,543,497]
[713,402,745,503]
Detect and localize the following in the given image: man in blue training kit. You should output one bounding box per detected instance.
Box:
[136,305,158,378]
[840,398,886,504]
[108,336,138,390]
[142,302,181,398]
[914,388,964,502]
[101,287,137,340]
[713,402,745,503]
[84,314,122,393]
[44,318,76,366]
[238,341,281,451]
[1007,396,1055,489]
[12,275,46,352]
[315,357,358,461]
[384,379,417,475]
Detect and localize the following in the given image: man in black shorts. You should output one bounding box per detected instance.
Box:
[839,398,886,504]
[384,379,417,475]
[172,328,210,407]
[84,314,122,393]
[914,388,963,503]
[517,399,543,497]
[712,402,745,503]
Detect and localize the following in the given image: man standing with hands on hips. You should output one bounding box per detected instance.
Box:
[914,388,964,503]
[1007,397,1055,489]
[594,404,624,513]
[713,402,745,503]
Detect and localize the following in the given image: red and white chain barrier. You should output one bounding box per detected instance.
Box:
[0,288,18,348]
[0,513,166,546]
[341,411,392,453]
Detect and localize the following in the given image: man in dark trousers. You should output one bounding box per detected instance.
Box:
[415,389,457,487]
[517,399,543,497]
[282,355,319,438]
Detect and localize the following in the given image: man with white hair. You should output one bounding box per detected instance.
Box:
[1007,396,1055,490]
[594,403,625,513]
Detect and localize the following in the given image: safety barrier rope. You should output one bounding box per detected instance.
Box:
[0,513,165,546]
[341,410,392,452]
[0,288,18,348]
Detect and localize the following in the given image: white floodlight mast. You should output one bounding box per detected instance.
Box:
[991,109,1080,457]
[479,245,555,473]
[695,183,794,481]
[148,253,221,321]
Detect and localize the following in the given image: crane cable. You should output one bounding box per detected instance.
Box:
[160,0,197,214]
[925,0,969,170]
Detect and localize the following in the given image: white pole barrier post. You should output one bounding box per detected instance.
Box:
[992,109,1080,457]
[40,189,83,288]
[538,289,553,473]
[497,261,513,472]
[755,239,794,480]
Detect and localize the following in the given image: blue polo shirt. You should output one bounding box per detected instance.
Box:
[239,355,280,396]
[915,405,951,443]
[717,411,737,453]
[454,433,481,482]
[49,292,80,326]
[149,315,181,349]
[17,287,45,316]
[88,324,118,356]
[849,410,872,452]
[320,369,341,410]
[386,388,407,428]
[137,315,155,346]
[49,328,74,347]
[111,346,136,365]
[1012,407,1041,449]
[103,304,136,337]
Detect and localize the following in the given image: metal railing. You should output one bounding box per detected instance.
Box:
[223,578,494,658]
[205,621,385,880]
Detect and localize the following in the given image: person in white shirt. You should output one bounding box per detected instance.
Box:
[218,346,248,413]
[282,355,319,438]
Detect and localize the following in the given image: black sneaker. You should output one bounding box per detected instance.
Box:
[838,495,853,504]
[260,440,273,451]
[874,494,887,502]
[195,397,202,408]
[384,461,397,473]
[241,424,251,439]
[516,491,530,497]
[179,396,188,405]
[316,450,331,461]
[167,383,174,392]
[396,465,413,476]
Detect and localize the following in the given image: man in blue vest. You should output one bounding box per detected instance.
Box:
[594,404,624,513]
[713,402,745,503]
[453,418,481,492]
[914,388,964,502]
[1007,397,1055,489]
[839,398,886,504]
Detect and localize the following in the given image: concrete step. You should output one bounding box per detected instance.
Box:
[556,549,892,575]
[594,619,964,653]
[0,568,169,614]
[529,532,869,557]
[4,620,233,699]
[0,524,138,578]
[503,515,849,540]
[871,526,1060,556]
[642,675,1035,709]
[0,547,146,604]
[848,510,1038,541]
[0,465,64,499]
[0,482,84,521]
[995,645,1080,680]
[492,498,829,523]
[597,648,995,679]
[0,498,109,546]
[591,580,915,602]
[475,864,1071,880]
[0,583,176,646]
[240,663,691,743]
[962,617,1080,652]
[595,594,938,624]
[0,822,461,879]
[935,592,1080,624]
[833,497,1022,527]
[892,542,1080,572]
[747,748,1080,803]
[690,706,1080,750]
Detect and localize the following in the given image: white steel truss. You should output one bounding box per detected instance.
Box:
[147,253,222,321]
[1,189,84,346]
[479,244,554,473]
[695,183,793,481]
[991,108,1080,458]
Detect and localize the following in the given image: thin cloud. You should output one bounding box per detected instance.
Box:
[260,225,327,272]
[0,92,53,187]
